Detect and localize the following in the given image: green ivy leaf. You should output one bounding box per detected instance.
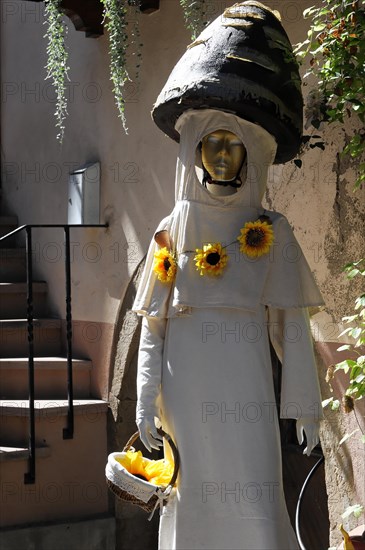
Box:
[351,327,362,339]
[342,504,365,519]
[303,6,317,18]
[322,397,334,408]
[355,295,365,309]
[339,429,360,446]
[330,399,340,411]
[337,344,351,351]
[335,359,357,373]
[314,22,327,32]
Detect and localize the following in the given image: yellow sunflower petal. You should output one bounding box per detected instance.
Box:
[194,242,228,276]
[153,247,177,283]
[237,220,274,258]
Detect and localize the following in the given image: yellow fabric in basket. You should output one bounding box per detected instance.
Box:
[116,451,174,486]
[117,450,147,479]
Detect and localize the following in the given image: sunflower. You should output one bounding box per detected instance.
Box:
[153,247,177,283]
[116,450,174,486]
[237,219,274,258]
[194,242,228,276]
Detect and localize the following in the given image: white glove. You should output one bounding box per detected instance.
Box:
[136,415,163,452]
[136,316,166,452]
[296,418,320,456]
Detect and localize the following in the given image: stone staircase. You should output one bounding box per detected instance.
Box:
[0,216,114,547]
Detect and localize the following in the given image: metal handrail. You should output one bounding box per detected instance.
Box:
[0,223,108,483]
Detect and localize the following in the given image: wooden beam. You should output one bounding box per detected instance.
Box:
[140,0,160,14]
[60,0,104,37]
[22,0,160,37]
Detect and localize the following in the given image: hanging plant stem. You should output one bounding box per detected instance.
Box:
[44,0,69,143]
[101,0,130,132]
[41,0,206,139]
[180,0,207,40]
[127,0,143,82]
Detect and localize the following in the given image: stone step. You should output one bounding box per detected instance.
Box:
[0,398,107,415]
[0,516,116,550]
[0,399,109,528]
[0,399,109,444]
[0,357,92,399]
[0,319,62,357]
[0,445,51,462]
[0,248,26,282]
[0,282,49,318]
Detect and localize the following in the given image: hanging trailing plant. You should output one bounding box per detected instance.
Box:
[128,0,143,82]
[43,0,142,141]
[295,0,365,188]
[42,0,207,141]
[100,0,135,132]
[180,0,207,40]
[44,0,70,143]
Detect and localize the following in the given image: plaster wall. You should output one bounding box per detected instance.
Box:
[1,0,186,326]
[2,0,339,325]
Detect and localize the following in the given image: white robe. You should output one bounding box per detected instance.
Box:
[133,110,324,550]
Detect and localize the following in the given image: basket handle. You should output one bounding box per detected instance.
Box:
[123,428,180,488]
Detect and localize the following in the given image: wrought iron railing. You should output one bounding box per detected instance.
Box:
[0,224,107,483]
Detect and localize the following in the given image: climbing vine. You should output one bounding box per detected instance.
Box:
[297,2,365,443]
[323,260,365,442]
[295,0,365,188]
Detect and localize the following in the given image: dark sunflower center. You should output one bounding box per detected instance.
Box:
[163,258,171,271]
[206,252,220,265]
[246,228,264,247]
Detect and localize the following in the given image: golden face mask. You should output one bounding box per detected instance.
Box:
[201,129,246,182]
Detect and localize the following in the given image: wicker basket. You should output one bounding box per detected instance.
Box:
[105,428,180,514]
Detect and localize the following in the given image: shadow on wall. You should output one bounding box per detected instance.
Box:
[107,256,160,550]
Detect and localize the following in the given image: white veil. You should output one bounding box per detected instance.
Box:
[174,109,276,207]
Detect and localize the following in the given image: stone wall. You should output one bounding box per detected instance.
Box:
[265,99,365,548]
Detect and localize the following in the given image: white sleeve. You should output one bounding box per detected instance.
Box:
[136,315,167,422]
[267,307,323,421]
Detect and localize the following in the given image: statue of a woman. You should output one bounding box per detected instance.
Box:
[133,4,324,549]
